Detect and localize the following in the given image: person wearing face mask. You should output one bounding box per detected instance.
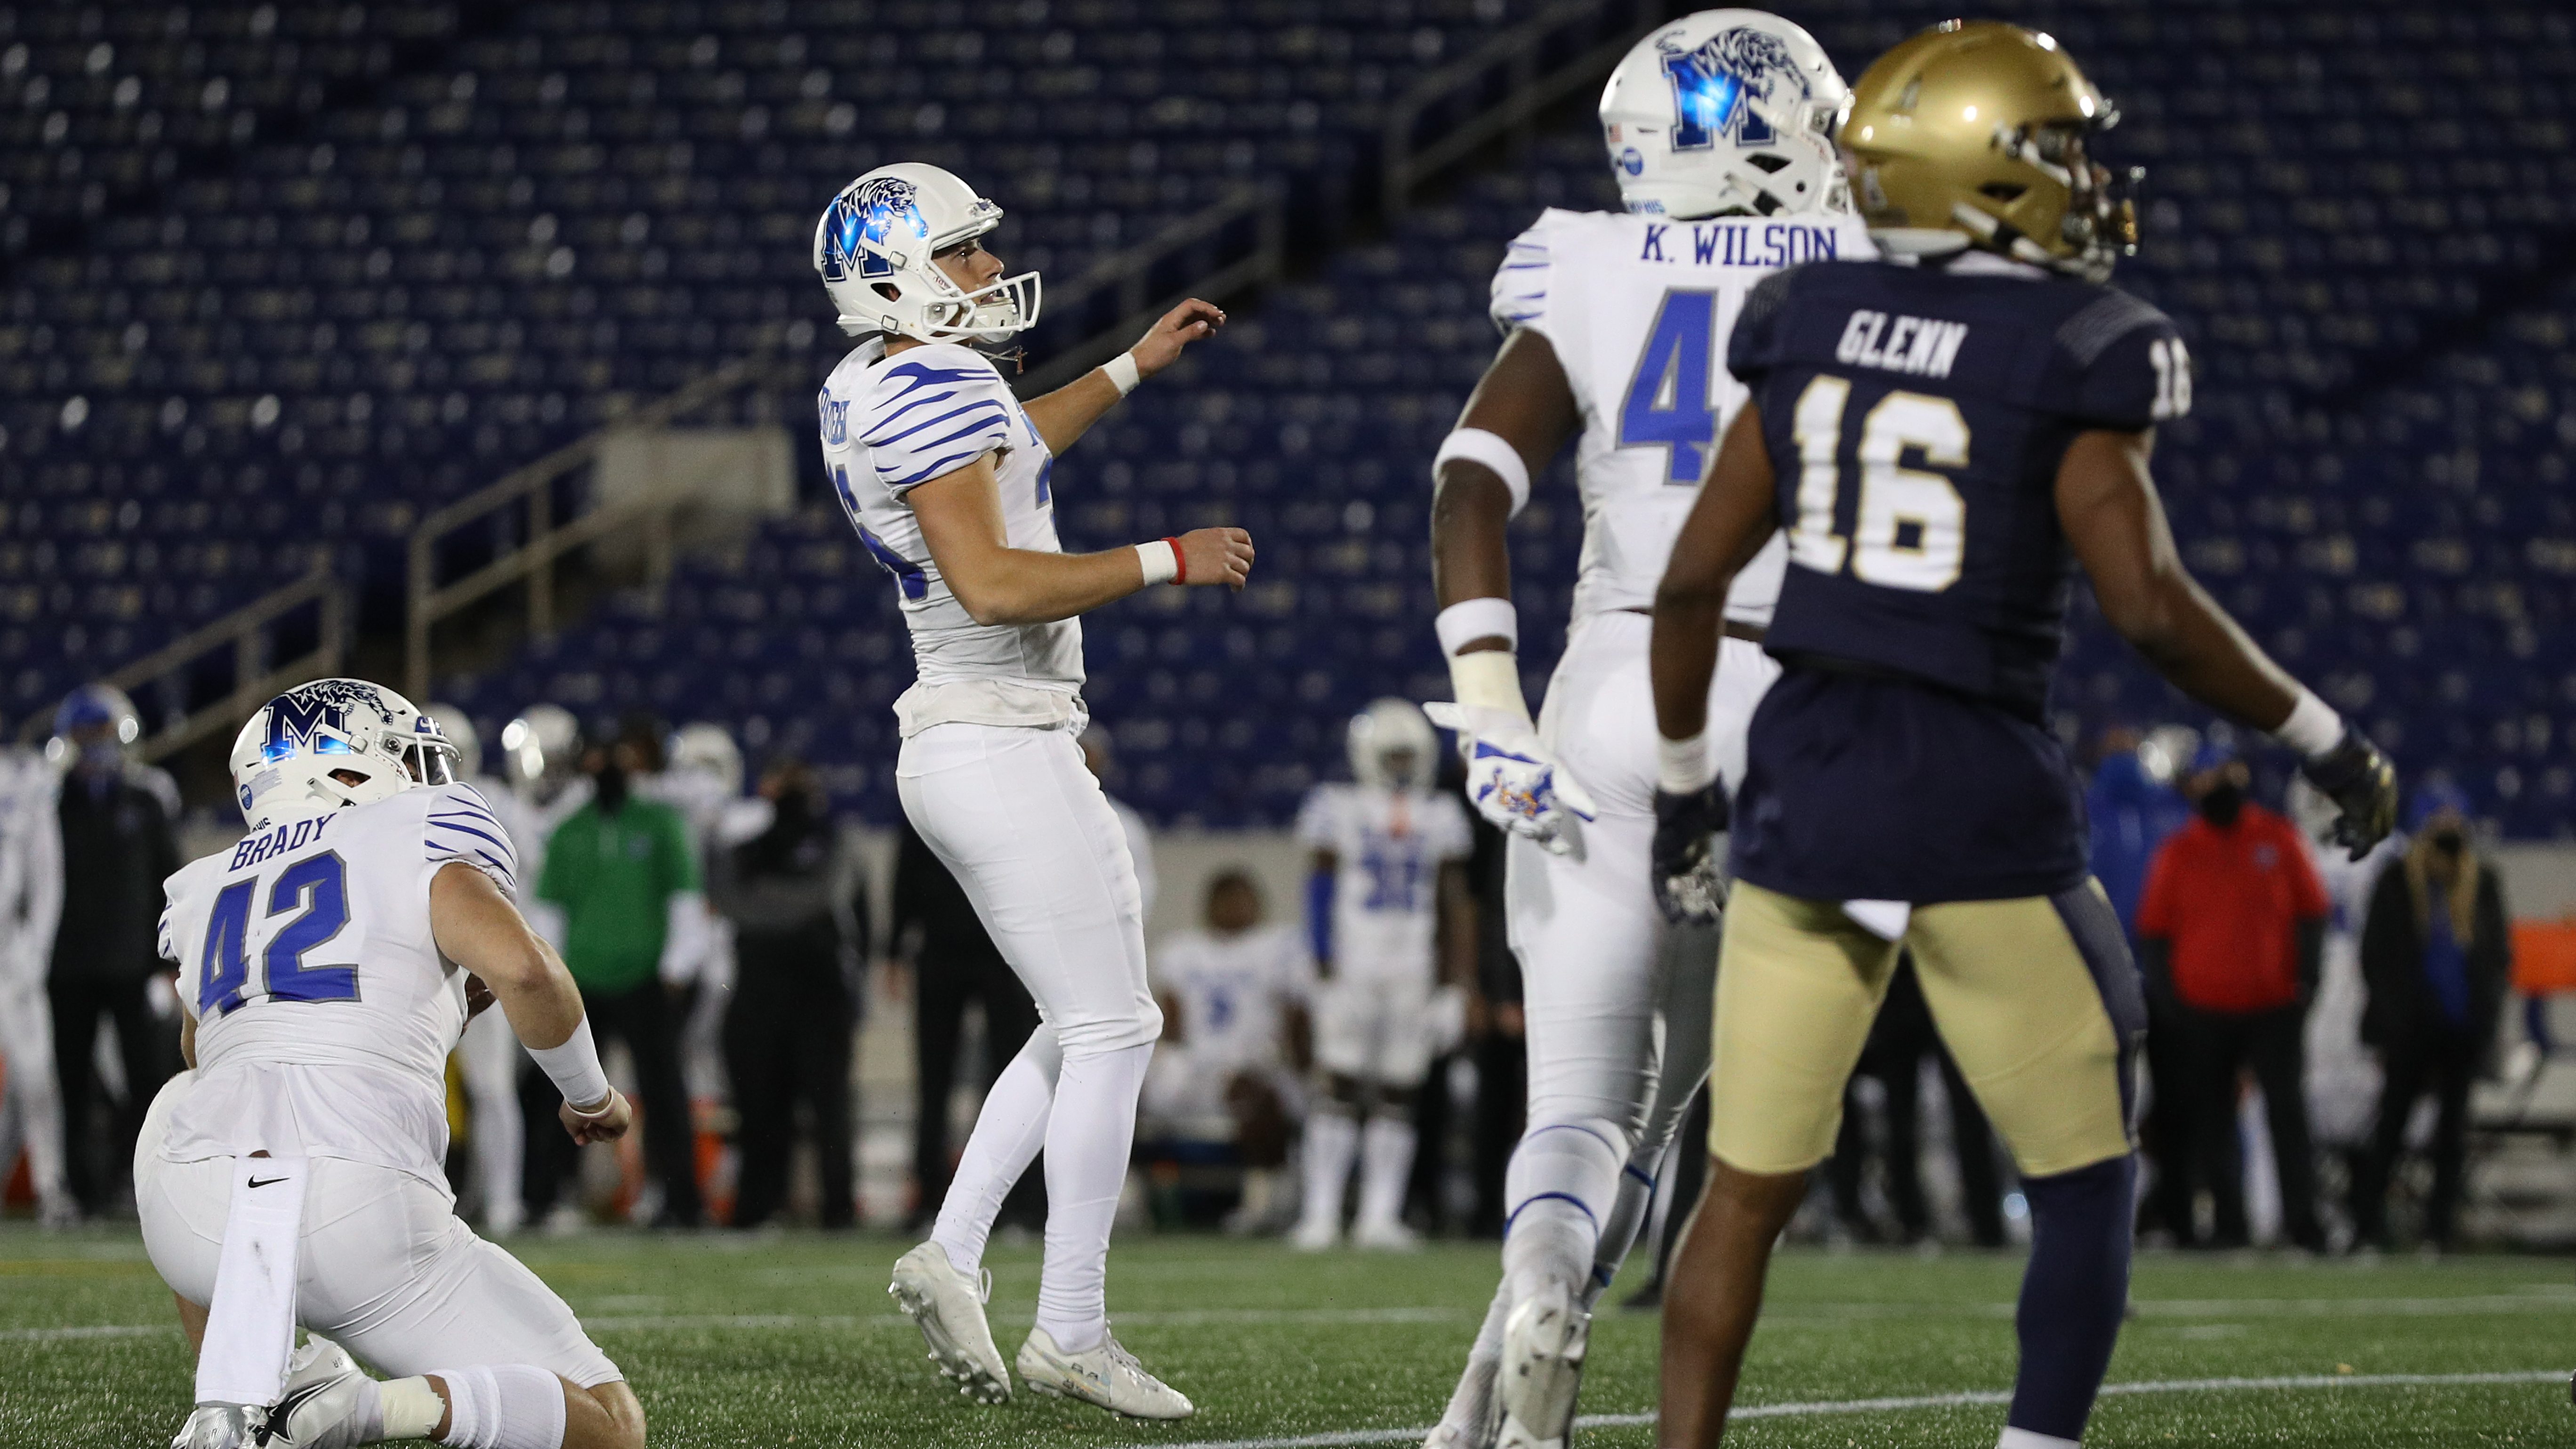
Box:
[2350,785,2511,1250]
[713,758,864,1230]
[527,718,708,1228]
[42,684,183,1221]
[2134,743,2333,1250]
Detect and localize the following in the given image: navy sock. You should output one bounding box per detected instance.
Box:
[2008,1154,2136,1441]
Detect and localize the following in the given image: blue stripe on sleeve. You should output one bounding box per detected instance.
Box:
[862,398,1007,450]
[859,387,958,434]
[883,447,993,488]
[428,820,515,859]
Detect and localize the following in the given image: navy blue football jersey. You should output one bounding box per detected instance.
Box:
[1723,258,2191,904]
[1729,259,2190,718]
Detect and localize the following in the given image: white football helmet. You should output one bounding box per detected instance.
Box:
[813,162,1041,344]
[424,702,482,777]
[229,678,458,829]
[1598,10,1851,219]
[499,703,579,789]
[1349,698,1437,791]
[668,722,744,797]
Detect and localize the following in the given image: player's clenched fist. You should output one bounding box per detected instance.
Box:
[1176,527,1255,588]
[560,1087,634,1146]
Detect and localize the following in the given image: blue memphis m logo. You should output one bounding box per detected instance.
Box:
[824,177,930,282]
[1658,28,1804,151]
[263,695,352,762]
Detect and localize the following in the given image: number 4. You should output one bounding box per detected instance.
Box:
[1787,377,1970,594]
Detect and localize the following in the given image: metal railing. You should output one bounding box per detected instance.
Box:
[21,567,348,760]
[1381,0,1665,219]
[1017,184,1288,394]
[402,354,781,699]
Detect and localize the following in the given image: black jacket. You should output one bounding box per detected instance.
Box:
[52,767,181,984]
[2359,845,2510,1061]
[713,796,862,980]
[891,819,1002,969]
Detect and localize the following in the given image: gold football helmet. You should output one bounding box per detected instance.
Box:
[1840,21,2138,281]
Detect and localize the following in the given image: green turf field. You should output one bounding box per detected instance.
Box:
[3,1225,2567,1446]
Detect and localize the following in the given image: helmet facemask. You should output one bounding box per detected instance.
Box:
[814,166,1043,363]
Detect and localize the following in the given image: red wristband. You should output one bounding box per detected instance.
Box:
[1163,536,1187,585]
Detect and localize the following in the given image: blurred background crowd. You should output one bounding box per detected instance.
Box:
[1,683,2567,1261]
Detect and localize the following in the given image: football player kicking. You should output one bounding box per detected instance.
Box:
[145,679,642,1449]
[811,163,1252,1419]
[1646,23,2398,1449]
[1291,699,1474,1251]
[1422,12,1870,1447]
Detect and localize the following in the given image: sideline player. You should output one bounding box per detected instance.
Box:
[1292,699,1472,1250]
[146,679,644,1449]
[1644,24,2398,1447]
[811,162,1252,1418]
[0,720,69,1226]
[1420,14,1869,1446]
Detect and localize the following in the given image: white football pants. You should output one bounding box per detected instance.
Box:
[1498,614,1772,1299]
[456,1011,525,1232]
[0,961,69,1216]
[135,1074,620,1387]
[899,721,1162,1350]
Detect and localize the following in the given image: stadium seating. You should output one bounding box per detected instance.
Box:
[10,0,2573,834]
[1,0,1555,725]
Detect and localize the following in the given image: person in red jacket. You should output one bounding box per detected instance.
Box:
[2135,744,2332,1250]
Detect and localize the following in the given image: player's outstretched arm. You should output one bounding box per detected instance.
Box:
[1646,403,1781,923]
[2058,427,2398,856]
[428,861,633,1143]
[1650,404,1779,745]
[1431,328,1581,627]
[1426,329,1592,850]
[911,452,1252,625]
[1021,298,1228,455]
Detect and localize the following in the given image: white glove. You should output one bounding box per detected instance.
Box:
[1423,700,1597,855]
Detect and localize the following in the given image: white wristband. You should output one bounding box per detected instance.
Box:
[1434,427,1531,517]
[1103,351,1142,397]
[1135,539,1180,585]
[1435,597,1519,657]
[2272,686,2344,761]
[529,1017,612,1112]
[1445,647,1533,726]
[1658,733,1715,795]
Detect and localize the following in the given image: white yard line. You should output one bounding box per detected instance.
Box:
[9,1289,2568,1345]
[1153,1369,2569,1449]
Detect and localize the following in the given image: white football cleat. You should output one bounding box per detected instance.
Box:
[1496,1280,1588,1449]
[1290,1215,1340,1252]
[265,1337,376,1449]
[1421,1347,1499,1449]
[1015,1327,1195,1419]
[169,1404,258,1449]
[1352,1217,1422,1251]
[888,1242,1011,1405]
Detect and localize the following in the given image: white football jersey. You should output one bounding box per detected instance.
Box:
[156,782,520,1187]
[1296,783,1473,980]
[1491,207,1876,627]
[1152,923,1311,1078]
[819,338,1084,716]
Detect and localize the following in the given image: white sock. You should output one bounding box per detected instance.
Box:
[1585,1158,1659,1305]
[1031,1040,1154,1354]
[1357,1116,1417,1230]
[380,1377,443,1441]
[1298,1110,1360,1234]
[430,1364,567,1449]
[1997,1428,2081,1449]
[931,1028,1063,1276]
[1500,1121,1623,1304]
